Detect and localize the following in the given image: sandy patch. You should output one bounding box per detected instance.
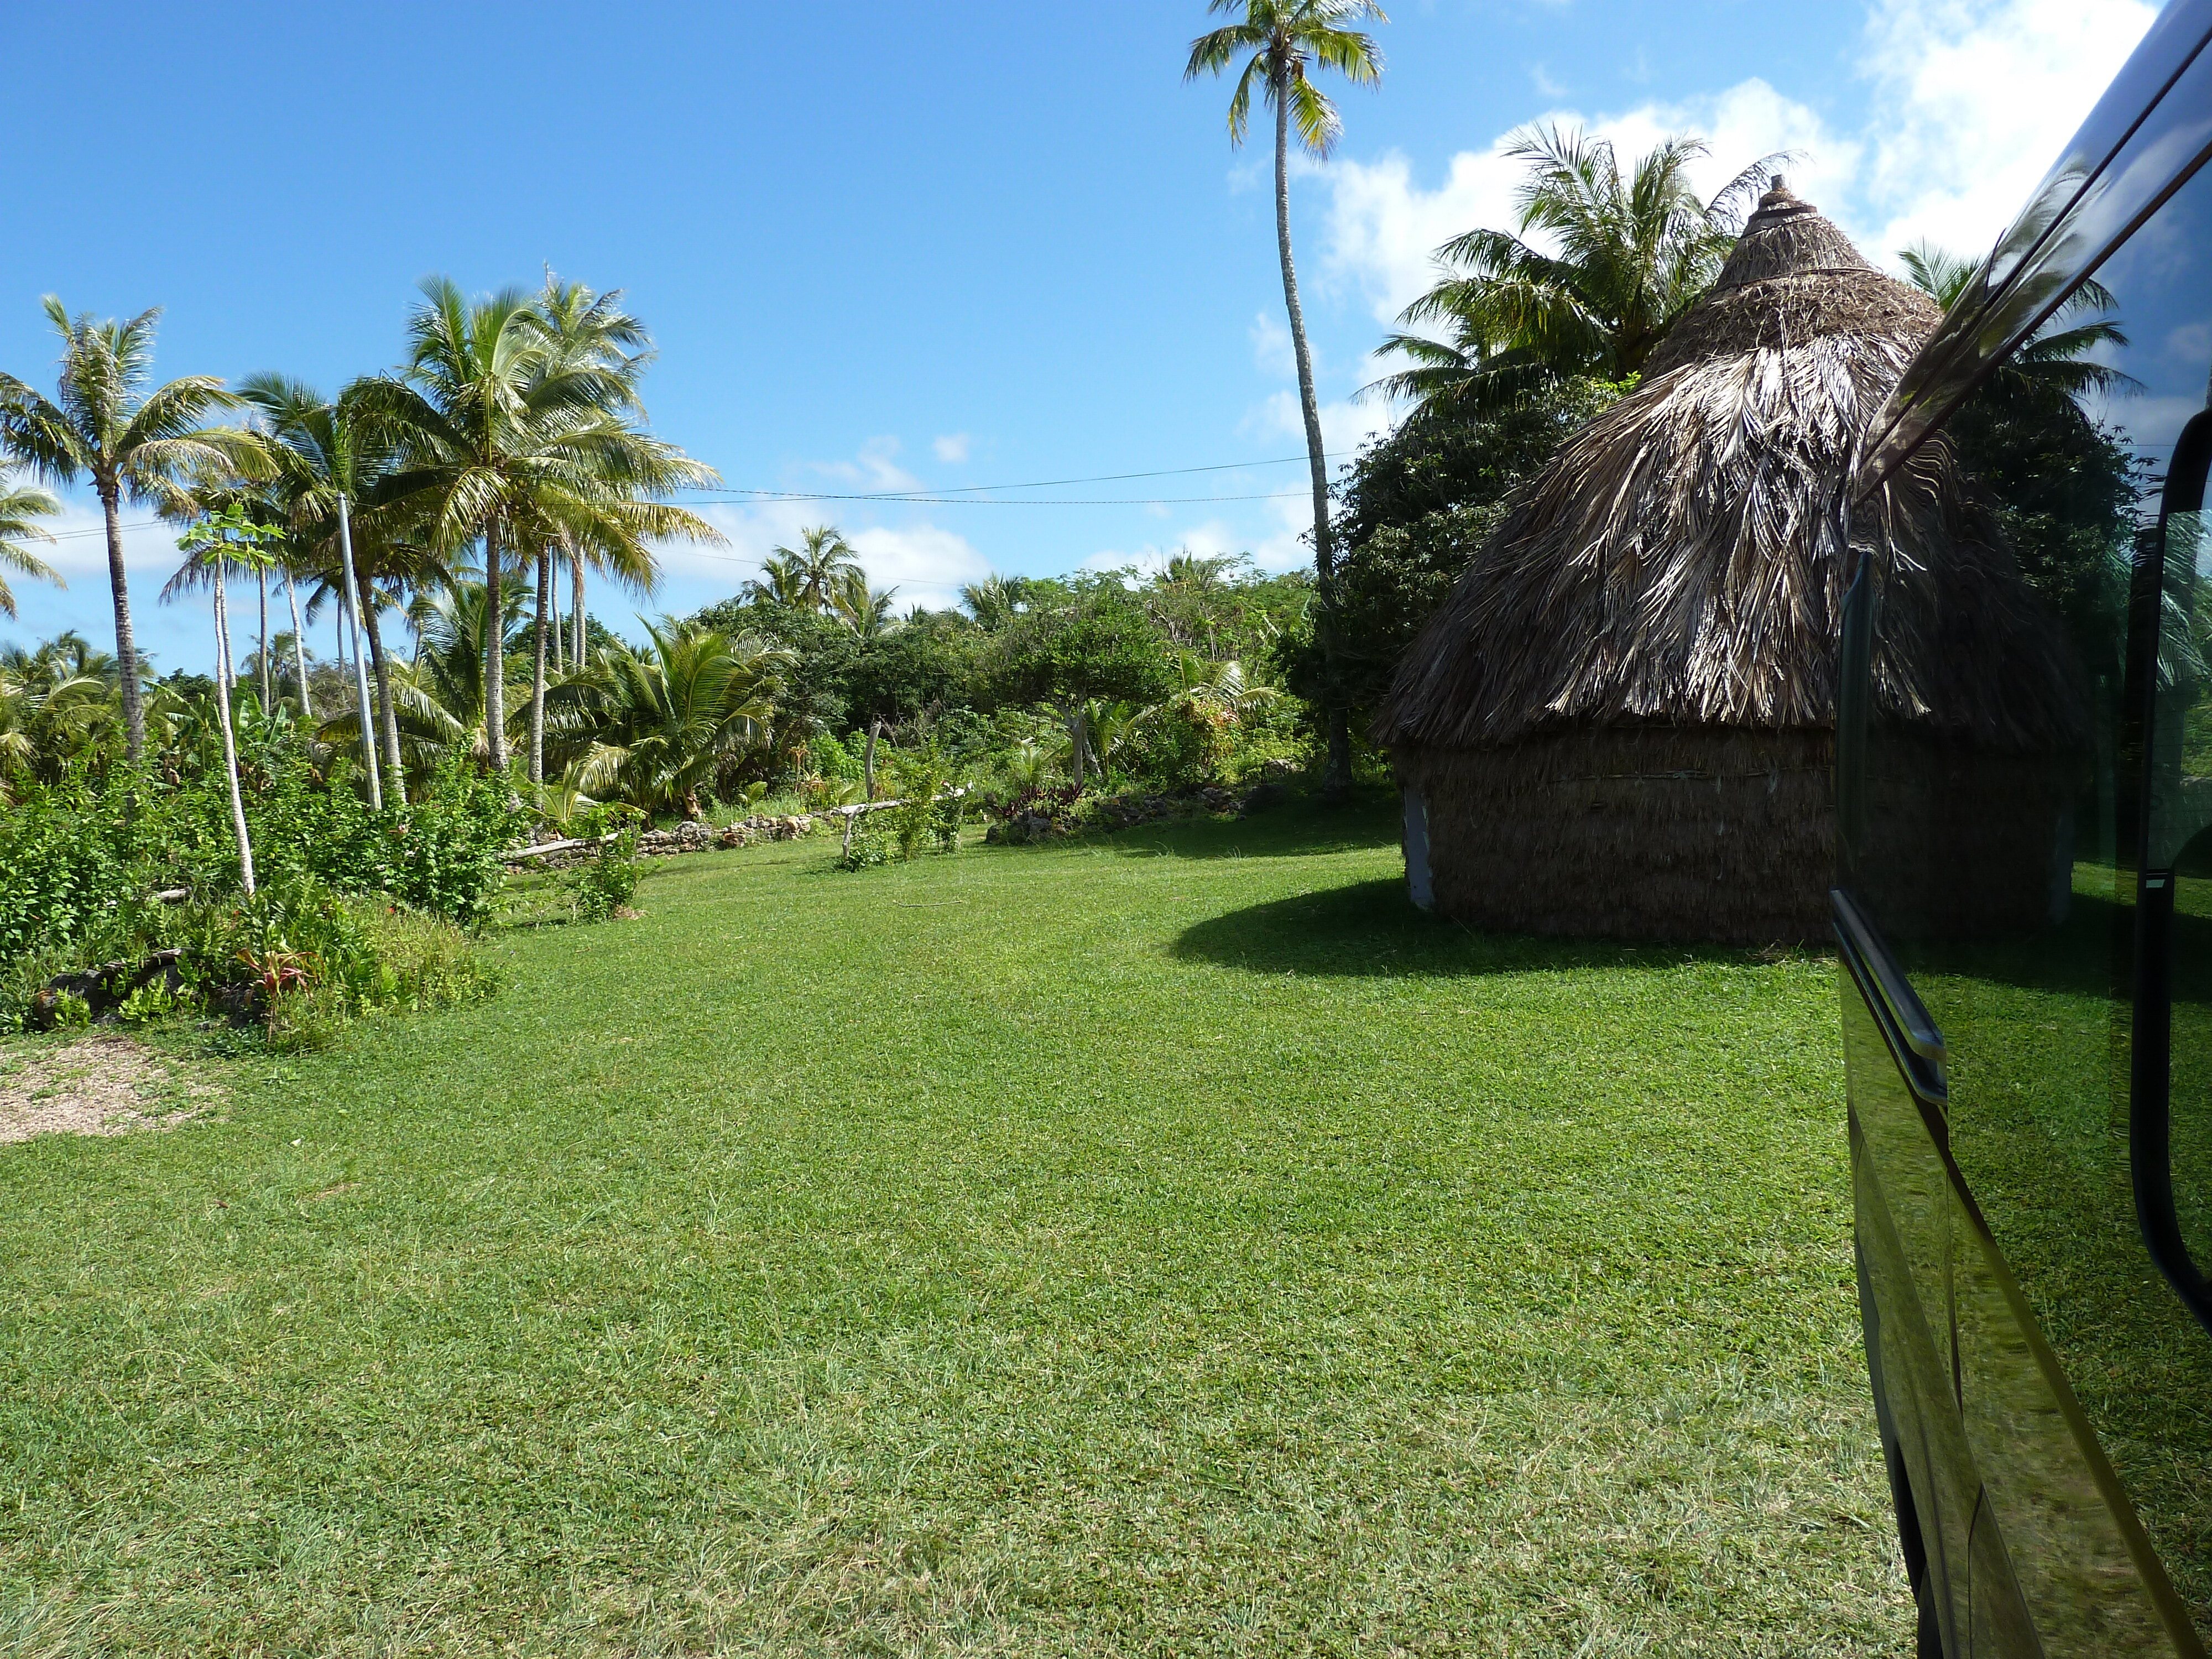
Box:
[0,1034,216,1145]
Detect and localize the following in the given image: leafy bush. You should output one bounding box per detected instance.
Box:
[834,811,890,870]
[565,809,645,920]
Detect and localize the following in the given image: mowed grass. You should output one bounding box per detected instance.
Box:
[0,802,1912,1656]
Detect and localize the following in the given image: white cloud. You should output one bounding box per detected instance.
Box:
[1250,309,1297,379]
[1530,63,1566,99]
[1319,79,1853,327]
[671,498,988,615]
[1313,0,2157,335]
[844,524,993,611]
[810,436,920,494]
[1246,388,1390,460]
[932,432,971,464]
[1854,0,2158,261]
[36,498,186,582]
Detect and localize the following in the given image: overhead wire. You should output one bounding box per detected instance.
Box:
[32,448,1345,537]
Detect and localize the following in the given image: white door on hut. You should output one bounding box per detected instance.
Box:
[1401,787,1434,911]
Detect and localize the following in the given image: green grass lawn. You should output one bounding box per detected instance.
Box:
[0,802,1910,1656]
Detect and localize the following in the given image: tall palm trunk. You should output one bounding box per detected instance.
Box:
[1273,85,1351,802]
[97,480,145,764]
[210,560,257,896]
[863,717,883,800]
[572,553,586,665]
[357,579,404,787]
[551,553,566,675]
[286,577,314,719]
[257,565,273,710]
[484,528,508,772]
[529,546,551,785]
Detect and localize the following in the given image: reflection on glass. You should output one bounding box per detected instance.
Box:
[1852,158,2212,1637]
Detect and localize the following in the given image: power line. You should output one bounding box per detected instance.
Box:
[693,450,1346,501]
[29,451,1344,538]
[690,489,1307,506]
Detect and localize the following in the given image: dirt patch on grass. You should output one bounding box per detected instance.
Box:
[0,1034,216,1145]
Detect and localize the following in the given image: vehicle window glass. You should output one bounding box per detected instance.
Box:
[1849,158,2212,1631]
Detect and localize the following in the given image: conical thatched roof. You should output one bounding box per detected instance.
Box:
[1374,182,2084,755]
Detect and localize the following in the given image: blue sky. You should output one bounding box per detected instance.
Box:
[0,0,2163,674]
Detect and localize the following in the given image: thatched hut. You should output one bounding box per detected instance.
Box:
[1373,181,2086,945]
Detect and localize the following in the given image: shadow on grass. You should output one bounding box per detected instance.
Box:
[1103,797,1403,862]
[1172,878,1773,979]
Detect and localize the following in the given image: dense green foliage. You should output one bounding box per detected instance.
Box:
[0,721,515,1036]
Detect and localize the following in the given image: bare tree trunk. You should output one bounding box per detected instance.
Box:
[211,561,256,896]
[357,581,404,789]
[863,717,883,800]
[1274,88,1351,802]
[100,482,145,764]
[484,528,508,772]
[257,565,272,710]
[286,577,314,720]
[571,553,586,665]
[529,546,550,785]
[1065,703,1086,792]
[551,549,566,675]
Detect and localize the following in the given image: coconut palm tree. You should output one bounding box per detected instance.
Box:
[0,301,257,760]
[523,276,669,785]
[359,278,722,779]
[1187,0,1385,801]
[775,525,862,613]
[321,574,529,781]
[831,568,900,638]
[959,574,1028,630]
[238,373,442,785]
[550,619,794,817]
[0,651,109,797]
[742,550,814,608]
[0,469,62,618]
[1371,127,1780,415]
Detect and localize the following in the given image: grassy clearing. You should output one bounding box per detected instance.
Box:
[0,801,1910,1656]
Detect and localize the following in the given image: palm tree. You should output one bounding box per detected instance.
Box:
[831,568,900,638]
[239,373,446,786]
[361,278,722,778]
[959,574,1027,629]
[1371,127,1778,415]
[322,575,529,781]
[550,619,794,818]
[0,301,255,760]
[0,469,62,618]
[524,275,666,786]
[742,550,814,608]
[1898,243,2141,404]
[776,525,861,612]
[0,652,108,798]
[1187,0,1386,801]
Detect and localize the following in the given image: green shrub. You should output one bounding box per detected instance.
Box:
[566,810,645,920]
[834,811,889,870]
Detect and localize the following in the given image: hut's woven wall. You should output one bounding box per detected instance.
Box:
[1395,727,2072,945]
[1394,729,1837,945]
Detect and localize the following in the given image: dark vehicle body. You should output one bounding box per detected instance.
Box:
[1841,3,2212,1652]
